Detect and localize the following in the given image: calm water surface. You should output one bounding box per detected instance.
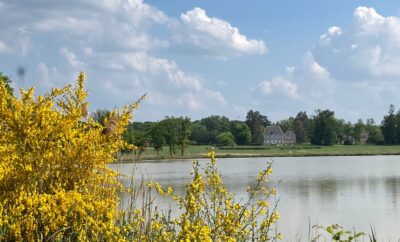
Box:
[110,156,400,240]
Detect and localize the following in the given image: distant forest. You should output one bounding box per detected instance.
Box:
[92,105,400,156]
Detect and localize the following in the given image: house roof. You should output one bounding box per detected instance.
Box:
[264,126,284,136]
[285,130,296,137]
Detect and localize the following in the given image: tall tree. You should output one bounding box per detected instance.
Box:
[342,121,354,145]
[365,118,384,145]
[178,117,191,156]
[365,118,376,135]
[293,111,309,144]
[382,104,396,144]
[0,72,13,95]
[160,117,180,156]
[277,117,294,133]
[149,122,165,155]
[310,109,337,146]
[353,119,364,144]
[335,119,346,144]
[245,110,270,145]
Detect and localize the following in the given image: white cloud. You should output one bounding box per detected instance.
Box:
[0,1,267,60]
[60,47,84,68]
[320,26,342,45]
[175,7,267,58]
[328,26,342,36]
[313,6,400,80]
[252,6,400,122]
[121,52,203,91]
[0,0,267,120]
[304,52,330,79]
[36,62,62,87]
[354,6,385,34]
[34,18,99,34]
[254,76,298,98]
[84,51,230,119]
[37,62,49,82]
[0,40,10,53]
[177,89,227,111]
[0,0,169,57]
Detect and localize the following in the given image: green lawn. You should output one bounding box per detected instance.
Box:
[118,144,400,162]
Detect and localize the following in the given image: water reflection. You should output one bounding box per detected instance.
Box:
[110,155,400,240]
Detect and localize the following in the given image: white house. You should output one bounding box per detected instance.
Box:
[264,125,296,145]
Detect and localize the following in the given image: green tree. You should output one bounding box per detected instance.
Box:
[190,121,210,145]
[365,118,384,145]
[149,122,165,155]
[230,121,251,145]
[160,117,180,156]
[276,117,294,133]
[200,115,230,144]
[0,72,13,95]
[125,122,155,146]
[293,111,309,144]
[179,117,191,156]
[310,109,337,146]
[342,121,354,145]
[365,118,375,132]
[216,132,235,146]
[381,104,396,144]
[335,119,346,144]
[123,121,154,157]
[201,115,230,132]
[353,119,364,144]
[245,110,270,145]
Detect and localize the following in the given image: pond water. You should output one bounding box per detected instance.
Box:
[110,155,400,240]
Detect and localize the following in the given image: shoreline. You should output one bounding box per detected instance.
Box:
[115,151,400,163]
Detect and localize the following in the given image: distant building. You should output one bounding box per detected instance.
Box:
[264,126,284,145]
[264,125,296,145]
[284,130,296,145]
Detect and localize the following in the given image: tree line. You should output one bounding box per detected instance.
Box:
[90,106,398,157]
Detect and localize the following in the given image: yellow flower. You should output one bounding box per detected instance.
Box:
[273,211,280,220]
[0,72,142,241]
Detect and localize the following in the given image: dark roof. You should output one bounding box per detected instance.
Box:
[264,126,284,136]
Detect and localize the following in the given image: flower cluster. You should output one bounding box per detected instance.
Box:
[0,73,140,241]
[129,149,281,241]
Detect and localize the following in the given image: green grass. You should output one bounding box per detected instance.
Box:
[118,144,400,162]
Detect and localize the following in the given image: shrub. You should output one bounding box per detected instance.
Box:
[0,72,140,241]
[216,131,235,146]
[123,150,281,241]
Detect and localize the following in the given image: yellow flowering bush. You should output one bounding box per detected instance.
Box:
[122,150,281,242]
[0,72,139,241]
[0,72,280,241]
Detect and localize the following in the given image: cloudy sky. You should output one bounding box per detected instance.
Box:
[1,0,400,122]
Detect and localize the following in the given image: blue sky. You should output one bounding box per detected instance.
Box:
[1,0,400,123]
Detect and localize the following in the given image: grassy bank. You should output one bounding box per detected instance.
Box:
[119,144,400,162]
